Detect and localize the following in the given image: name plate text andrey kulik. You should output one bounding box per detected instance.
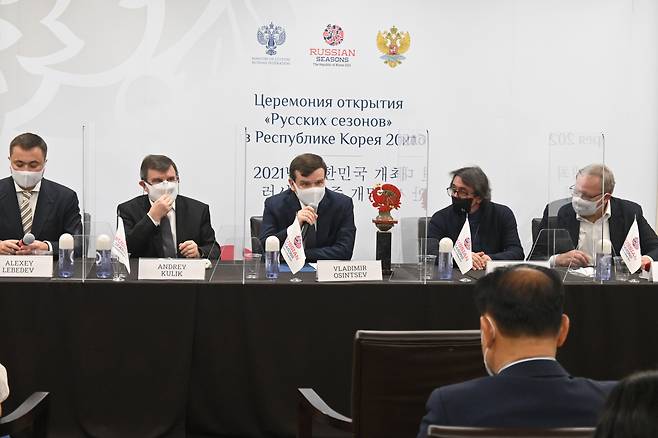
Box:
[138,258,206,280]
[0,255,53,278]
[316,260,383,282]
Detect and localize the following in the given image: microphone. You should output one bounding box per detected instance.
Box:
[19,232,35,247]
[300,202,318,239]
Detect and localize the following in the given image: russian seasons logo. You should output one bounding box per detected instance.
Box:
[253,22,290,65]
[309,24,355,67]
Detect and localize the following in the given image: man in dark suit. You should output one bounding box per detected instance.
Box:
[259,153,356,262]
[417,264,616,437]
[536,164,658,268]
[117,155,220,259]
[428,166,524,269]
[0,133,82,255]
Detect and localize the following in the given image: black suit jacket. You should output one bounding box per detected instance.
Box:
[259,188,356,262]
[117,195,220,259]
[533,197,658,260]
[427,201,524,260]
[0,176,82,253]
[417,360,616,437]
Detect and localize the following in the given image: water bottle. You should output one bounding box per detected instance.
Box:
[96,234,113,279]
[265,236,280,280]
[595,239,612,281]
[58,233,75,278]
[438,237,454,280]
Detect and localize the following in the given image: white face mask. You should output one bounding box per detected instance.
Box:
[572,195,602,217]
[11,167,44,189]
[146,181,178,203]
[481,316,497,376]
[294,184,325,208]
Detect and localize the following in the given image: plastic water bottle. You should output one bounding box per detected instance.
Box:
[58,233,75,278]
[265,236,280,280]
[438,237,454,280]
[595,239,612,281]
[96,234,113,279]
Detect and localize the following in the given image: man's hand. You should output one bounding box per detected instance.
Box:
[148,194,174,222]
[472,252,491,270]
[555,250,591,267]
[641,255,653,271]
[296,205,318,227]
[15,240,49,255]
[0,239,20,255]
[179,240,200,258]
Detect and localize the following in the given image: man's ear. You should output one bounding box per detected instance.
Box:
[288,178,296,192]
[556,314,570,347]
[480,315,495,348]
[139,180,147,191]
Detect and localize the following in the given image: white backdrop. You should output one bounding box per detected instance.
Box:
[1,0,656,259]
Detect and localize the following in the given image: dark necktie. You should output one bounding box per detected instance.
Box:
[160,215,177,257]
[303,223,317,249]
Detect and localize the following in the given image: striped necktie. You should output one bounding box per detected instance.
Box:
[20,190,33,234]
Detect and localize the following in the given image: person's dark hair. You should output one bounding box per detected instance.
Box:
[474,264,564,337]
[140,155,178,181]
[450,166,491,201]
[289,153,327,181]
[594,370,658,438]
[10,133,48,158]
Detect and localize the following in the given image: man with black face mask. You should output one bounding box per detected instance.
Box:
[427,166,524,270]
[542,164,658,268]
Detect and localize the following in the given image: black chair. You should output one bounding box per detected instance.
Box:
[0,392,50,438]
[250,215,263,253]
[428,425,595,438]
[298,330,484,438]
[531,198,571,244]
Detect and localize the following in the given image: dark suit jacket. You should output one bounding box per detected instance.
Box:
[117,195,220,259]
[0,176,82,253]
[533,197,658,260]
[427,201,524,260]
[259,188,356,262]
[417,360,616,438]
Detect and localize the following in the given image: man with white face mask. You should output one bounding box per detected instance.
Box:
[418,265,616,436]
[0,132,82,255]
[259,153,356,262]
[540,164,658,268]
[117,155,220,259]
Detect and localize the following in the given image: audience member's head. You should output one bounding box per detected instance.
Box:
[474,264,570,375]
[594,370,658,438]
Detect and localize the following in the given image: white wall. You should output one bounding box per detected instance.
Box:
[1,0,656,258]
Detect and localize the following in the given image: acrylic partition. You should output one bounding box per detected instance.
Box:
[527,132,608,282]
[233,126,431,284]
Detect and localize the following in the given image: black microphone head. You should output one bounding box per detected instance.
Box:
[23,233,35,245]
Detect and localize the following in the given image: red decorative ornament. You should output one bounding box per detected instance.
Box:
[370,183,401,232]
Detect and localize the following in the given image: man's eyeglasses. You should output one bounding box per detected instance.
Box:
[569,184,603,202]
[446,187,474,198]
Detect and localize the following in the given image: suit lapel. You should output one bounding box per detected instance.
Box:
[0,178,23,236]
[142,195,164,257]
[608,198,625,253]
[31,179,54,237]
[314,191,333,244]
[175,196,186,246]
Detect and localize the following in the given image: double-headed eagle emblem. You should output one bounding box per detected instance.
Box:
[376,26,411,68]
[257,22,286,56]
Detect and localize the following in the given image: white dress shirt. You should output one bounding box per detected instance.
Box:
[576,201,612,263]
[497,356,557,374]
[0,363,9,403]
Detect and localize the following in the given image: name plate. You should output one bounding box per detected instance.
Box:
[317,260,383,282]
[0,255,53,278]
[138,258,206,280]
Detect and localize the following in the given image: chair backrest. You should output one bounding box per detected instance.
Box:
[0,391,50,437]
[428,425,595,438]
[250,216,264,253]
[352,330,484,438]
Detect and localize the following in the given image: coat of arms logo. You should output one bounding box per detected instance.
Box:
[376,26,411,68]
[257,22,286,56]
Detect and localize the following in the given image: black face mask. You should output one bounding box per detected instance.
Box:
[451,196,472,215]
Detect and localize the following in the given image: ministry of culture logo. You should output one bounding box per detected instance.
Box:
[376,26,411,68]
[257,22,286,56]
[323,24,344,46]
[309,24,355,67]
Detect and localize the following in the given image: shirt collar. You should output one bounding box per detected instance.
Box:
[497,356,557,374]
[14,179,42,193]
[576,199,612,223]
